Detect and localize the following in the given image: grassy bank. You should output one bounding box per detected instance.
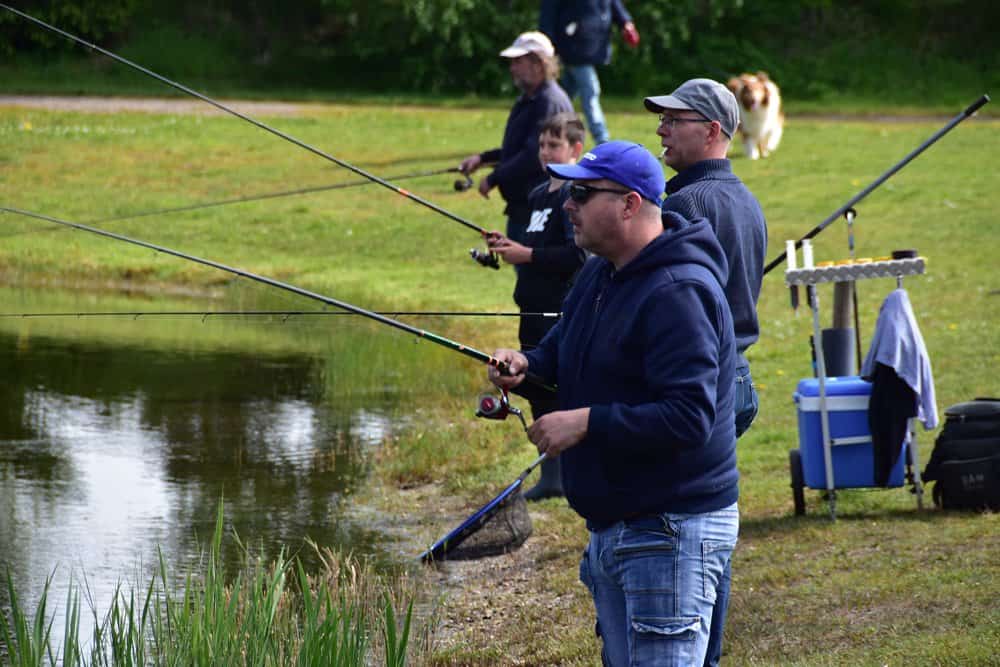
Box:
[2,99,999,665]
[1,504,421,666]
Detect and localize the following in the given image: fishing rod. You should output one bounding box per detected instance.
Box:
[1,4,500,269]
[0,206,554,392]
[763,94,990,276]
[0,310,560,320]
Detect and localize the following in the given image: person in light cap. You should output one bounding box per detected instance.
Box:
[645,77,767,667]
[488,140,739,666]
[460,31,572,245]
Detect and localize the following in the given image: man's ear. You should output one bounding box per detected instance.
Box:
[622,191,643,219]
[707,120,725,145]
[570,141,584,161]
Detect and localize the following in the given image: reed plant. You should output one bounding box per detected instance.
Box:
[0,503,420,666]
[0,572,55,667]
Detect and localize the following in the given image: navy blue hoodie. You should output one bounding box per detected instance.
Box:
[539,0,632,67]
[524,214,738,524]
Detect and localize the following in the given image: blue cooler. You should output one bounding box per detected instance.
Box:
[794,376,906,488]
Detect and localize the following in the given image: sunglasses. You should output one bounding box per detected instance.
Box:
[568,183,632,204]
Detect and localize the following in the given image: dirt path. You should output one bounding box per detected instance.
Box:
[2,95,982,123]
[0,95,316,116]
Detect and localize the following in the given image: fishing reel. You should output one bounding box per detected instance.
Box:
[475,389,528,431]
[453,172,474,192]
[469,247,501,270]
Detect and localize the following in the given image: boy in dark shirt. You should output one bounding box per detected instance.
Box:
[488,112,586,500]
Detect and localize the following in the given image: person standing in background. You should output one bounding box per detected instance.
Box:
[460,31,573,245]
[540,0,640,145]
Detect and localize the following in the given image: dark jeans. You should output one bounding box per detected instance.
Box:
[704,364,758,667]
[734,365,759,439]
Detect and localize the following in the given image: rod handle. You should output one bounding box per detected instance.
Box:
[490,358,556,394]
[523,370,554,392]
[964,94,990,116]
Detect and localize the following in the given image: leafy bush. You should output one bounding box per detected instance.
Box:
[4,0,999,101]
[1,0,141,55]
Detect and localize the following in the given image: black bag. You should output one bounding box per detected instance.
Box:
[922,398,1000,510]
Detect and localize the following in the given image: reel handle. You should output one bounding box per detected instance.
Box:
[469,248,501,270]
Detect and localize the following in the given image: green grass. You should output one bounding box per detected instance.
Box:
[1,98,999,665]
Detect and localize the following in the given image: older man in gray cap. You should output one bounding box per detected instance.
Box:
[644,77,768,667]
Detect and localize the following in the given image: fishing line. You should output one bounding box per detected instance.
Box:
[1,5,489,237]
[0,206,555,392]
[87,167,474,224]
[0,167,474,241]
[0,310,559,320]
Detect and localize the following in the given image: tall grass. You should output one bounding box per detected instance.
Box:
[0,572,55,667]
[0,503,420,666]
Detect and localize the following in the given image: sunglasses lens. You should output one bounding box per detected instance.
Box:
[569,185,590,203]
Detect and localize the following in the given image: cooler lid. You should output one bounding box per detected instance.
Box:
[795,375,872,398]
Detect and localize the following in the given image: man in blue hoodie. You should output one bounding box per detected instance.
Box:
[489,141,738,666]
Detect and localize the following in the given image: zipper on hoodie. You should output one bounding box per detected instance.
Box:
[593,269,613,314]
[571,268,613,390]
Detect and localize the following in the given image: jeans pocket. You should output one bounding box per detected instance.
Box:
[612,524,678,598]
[612,521,677,558]
[631,616,700,665]
[701,540,736,600]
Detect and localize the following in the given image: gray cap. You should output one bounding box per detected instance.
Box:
[644,78,739,138]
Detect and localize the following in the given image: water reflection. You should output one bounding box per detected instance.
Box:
[0,324,403,635]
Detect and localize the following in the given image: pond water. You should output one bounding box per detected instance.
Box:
[0,285,443,642]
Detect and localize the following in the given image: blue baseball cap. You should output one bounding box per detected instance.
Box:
[547,140,664,203]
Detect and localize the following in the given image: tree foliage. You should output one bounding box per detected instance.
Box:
[3,0,998,99]
[1,0,141,54]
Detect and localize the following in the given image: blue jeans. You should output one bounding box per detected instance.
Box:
[702,366,757,666]
[561,64,609,144]
[579,503,739,666]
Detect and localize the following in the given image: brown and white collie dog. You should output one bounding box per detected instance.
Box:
[727,71,784,160]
